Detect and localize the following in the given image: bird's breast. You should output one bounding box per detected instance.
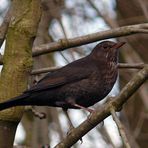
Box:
[56,63,118,108]
[100,61,118,95]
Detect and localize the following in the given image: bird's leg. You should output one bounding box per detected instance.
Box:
[63,108,75,130]
[66,97,94,114]
[63,108,83,143]
[73,103,96,127]
[72,103,94,114]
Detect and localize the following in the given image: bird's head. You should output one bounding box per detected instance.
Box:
[90,41,125,63]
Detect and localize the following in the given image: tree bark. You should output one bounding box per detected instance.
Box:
[0,0,41,147]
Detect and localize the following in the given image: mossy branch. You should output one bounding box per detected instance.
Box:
[0,0,41,147]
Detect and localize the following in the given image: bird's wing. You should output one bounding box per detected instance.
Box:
[25,58,94,93]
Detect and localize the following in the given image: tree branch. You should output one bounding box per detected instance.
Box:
[0,0,42,147]
[110,108,131,148]
[31,66,59,75]
[1,23,148,65]
[118,63,146,69]
[32,23,148,57]
[54,66,148,147]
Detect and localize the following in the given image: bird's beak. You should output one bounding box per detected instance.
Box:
[113,42,126,49]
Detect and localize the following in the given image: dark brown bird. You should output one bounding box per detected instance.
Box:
[0,41,125,112]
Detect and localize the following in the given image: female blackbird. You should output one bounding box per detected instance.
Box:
[0,41,125,112]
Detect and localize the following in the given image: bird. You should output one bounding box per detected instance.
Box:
[0,41,125,112]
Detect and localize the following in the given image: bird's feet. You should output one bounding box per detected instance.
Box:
[72,103,94,114]
[86,108,104,127]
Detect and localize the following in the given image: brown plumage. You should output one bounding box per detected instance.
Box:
[0,41,125,111]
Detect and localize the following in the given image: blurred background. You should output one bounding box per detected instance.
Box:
[0,0,148,147]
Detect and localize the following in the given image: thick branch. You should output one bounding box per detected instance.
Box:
[0,0,41,147]
[55,66,148,147]
[32,23,148,57]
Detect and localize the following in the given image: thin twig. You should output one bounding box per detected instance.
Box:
[54,66,148,147]
[57,18,70,63]
[97,126,116,148]
[87,0,118,28]
[110,107,131,148]
[133,112,144,138]
[118,63,146,69]
[31,66,60,75]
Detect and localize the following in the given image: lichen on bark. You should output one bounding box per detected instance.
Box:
[0,0,41,121]
[0,0,41,147]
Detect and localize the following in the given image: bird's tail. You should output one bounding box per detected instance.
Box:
[0,93,29,111]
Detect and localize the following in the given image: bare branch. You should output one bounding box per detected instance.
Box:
[118,63,146,69]
[110,108,131,148]
[31,66,60,75]
[1,23,148,65]
[32,23,148,57]
[54,66,148,147]
[87,0,118,28]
